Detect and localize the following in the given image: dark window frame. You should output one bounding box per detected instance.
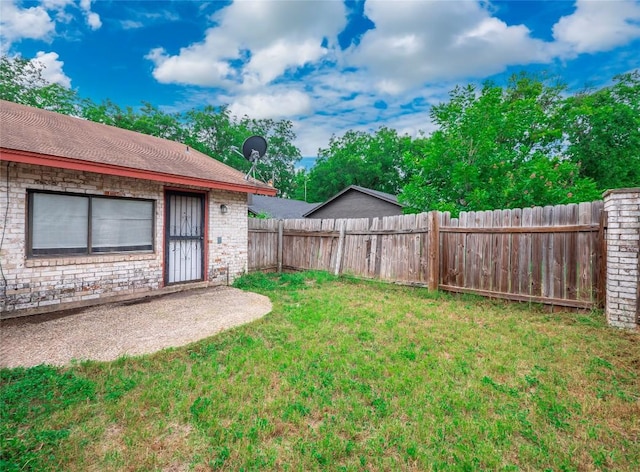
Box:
[27,190,155,258]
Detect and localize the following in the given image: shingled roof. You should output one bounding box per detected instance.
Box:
[248,194,318,219]
[0,100,276,195]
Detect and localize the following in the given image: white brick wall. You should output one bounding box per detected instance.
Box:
[604,188,640,329]
[0,162,249,316]
[207,190,250,285]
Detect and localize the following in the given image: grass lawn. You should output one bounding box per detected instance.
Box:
[1,271,639,471]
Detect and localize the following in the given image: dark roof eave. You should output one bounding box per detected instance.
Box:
[352,185,401,205]
[1,148,277,196]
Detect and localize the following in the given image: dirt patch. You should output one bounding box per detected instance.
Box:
[0,286,271,368]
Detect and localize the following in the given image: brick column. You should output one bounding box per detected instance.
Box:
[603,188,640,329]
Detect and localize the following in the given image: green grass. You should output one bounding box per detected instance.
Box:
[2,271,639,471]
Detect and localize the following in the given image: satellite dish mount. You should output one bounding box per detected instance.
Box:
[241,135,268,180]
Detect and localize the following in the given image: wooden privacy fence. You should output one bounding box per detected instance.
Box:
[248,200,605,309]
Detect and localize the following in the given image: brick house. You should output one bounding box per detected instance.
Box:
[0,100,276,318]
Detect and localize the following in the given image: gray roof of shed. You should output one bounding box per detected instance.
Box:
[303,185,403,217]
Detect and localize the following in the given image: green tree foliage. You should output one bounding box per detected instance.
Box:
[291,168,311,202]
[80,99,186,142]
[185,105,248,169]
[400,74,602,215]
[0,55,78,114]
[305,127,411,202]
[563,71,640,191]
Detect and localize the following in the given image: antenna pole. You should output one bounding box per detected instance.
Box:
[244,149,262,180]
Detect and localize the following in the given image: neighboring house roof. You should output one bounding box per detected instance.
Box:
[248,194,318,219]
[0,100,276,195]
[303,185,403,217]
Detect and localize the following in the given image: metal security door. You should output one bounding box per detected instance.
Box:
[165,191,205,284]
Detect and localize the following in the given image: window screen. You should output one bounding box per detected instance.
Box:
[91,198,153,252]
[31,193,88,255]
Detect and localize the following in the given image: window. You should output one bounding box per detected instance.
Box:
[91,198,154,253]
[28,191,154,256]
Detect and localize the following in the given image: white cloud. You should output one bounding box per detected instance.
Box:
[32,51,72,87]
[85,11,101,30]
[553,0,640,55]
[79,0,101,30]
[348,0,553,94]
[41,0,73,20]
[0,0,104,52]
[139,10,180,23]
[288,81,438,156]
[242,39,328,89]
[228,90,312,119]
[121,20,144,30]
[147,0,346,88]
[41,0,73,8]
[146,33,238,87]
[0,1,56,50]
[293,119,335,156]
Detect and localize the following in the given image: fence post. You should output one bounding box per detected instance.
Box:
[334,220,347,276]
[597,210,607,308]
[427,211,440,291]
[277,219,284,273]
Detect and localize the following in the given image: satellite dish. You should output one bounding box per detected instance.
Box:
[239,135,268,180]
[242,135,267,162]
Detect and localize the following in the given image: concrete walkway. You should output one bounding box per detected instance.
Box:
[0,286,272,368]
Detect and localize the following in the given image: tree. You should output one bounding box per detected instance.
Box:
[400,74,601,215]
[0,55,78,114]
[240,117,302,197]
[563,71,640,191]
[80,99,186,142]
[306,127,410,202]
[291,168,311,202]
[184,106,245,169]
[185,108,302,196]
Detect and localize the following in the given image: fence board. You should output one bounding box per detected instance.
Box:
[368,217,380,277]
[425,212,435,284]
[578,202,592,301]
[566,204,578,300]
[490,210,500,292]
[542,205,553,299]
[465,212,478,291]
[480,211,491,290]
[440,212,450,285]
[500,209,511,293]
[591,202,603,301]
[456,213,466,288]
[552,204,564,301]
[531,206,543,297]
[510,208,522,295]
[519,208,532,296]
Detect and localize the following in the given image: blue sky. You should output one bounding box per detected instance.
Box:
[2,1,639,162]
